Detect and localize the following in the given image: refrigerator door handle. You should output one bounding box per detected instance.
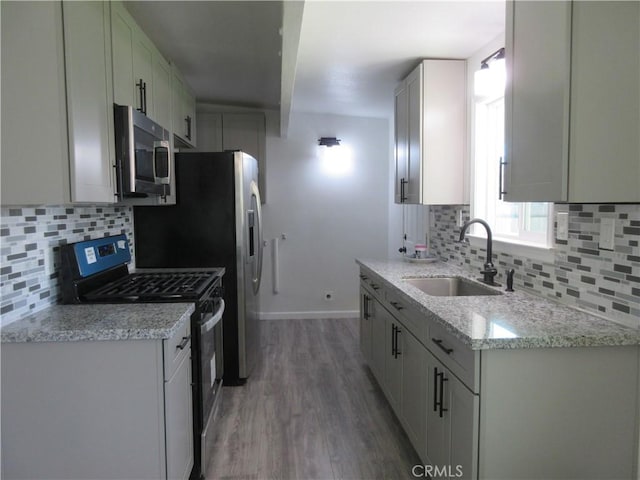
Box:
[247,210,255,259]
[251,180,263,294]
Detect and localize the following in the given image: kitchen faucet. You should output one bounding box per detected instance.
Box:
[458,218,498,286]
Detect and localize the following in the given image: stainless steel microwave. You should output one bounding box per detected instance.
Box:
[114,104,171,198]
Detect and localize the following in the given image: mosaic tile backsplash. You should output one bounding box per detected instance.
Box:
[429,204,640,330]
[2,203,638,331]
[0,206,134,326]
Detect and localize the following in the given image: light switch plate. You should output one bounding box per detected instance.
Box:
[457,210,464,227]
[556,212,569,241]
[599,217,615,251]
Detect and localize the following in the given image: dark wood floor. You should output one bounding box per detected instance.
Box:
[206,318,421,480]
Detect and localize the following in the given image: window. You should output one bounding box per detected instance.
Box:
[472,57,552,248]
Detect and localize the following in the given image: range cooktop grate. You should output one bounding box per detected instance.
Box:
[84,272,217,301]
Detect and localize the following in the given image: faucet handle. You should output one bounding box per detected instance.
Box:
[480,263,498,285]
[480,262,497,274]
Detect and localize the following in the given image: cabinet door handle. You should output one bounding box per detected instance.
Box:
[432,337,453,355]
[371,284,380,291]
[391,324,396,356]
[400,178,408,203]
[499,156,507,200]
[394,326,401,358]
[136,79,145,114]
[359,274,369,281]
[185,115,192,140]
[363,294,370,320]
[142,81,147,115]
[433,367,439,412]
[176,335,190,350]
[438,371,449,418]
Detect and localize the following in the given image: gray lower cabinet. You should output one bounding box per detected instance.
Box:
[369,295,387,384]
[399,324,428,457]
[359,287,373,365]
[360,279,429,462]
[359,271,639,479]
[383,307,403,413]
[1,321,193,480]
[425,349,477,479]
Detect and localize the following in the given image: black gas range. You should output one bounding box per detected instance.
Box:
[59,234,224,480]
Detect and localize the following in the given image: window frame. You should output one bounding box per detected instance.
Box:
[470,58,554,259]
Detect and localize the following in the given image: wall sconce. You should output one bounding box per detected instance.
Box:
[480,47,505,70]
[475,47,506,98]
[318,137,341,147]
[317,137,352,176]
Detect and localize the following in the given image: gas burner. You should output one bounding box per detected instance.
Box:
[84,271,218,302]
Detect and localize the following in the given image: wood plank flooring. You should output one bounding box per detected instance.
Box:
[206,318,421,480]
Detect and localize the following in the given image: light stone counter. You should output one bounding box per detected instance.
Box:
[357,258,639,349]
[1,303,194,343]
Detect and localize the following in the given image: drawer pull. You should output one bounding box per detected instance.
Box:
[359,274,368,281]
[176,335,191,350]
[390,301,404,311]
[432,337,453,355]
[371,284,380,291]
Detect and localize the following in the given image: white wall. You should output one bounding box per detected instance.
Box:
[258,111,389,319]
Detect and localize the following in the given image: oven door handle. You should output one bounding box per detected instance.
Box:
[202,299,225,332]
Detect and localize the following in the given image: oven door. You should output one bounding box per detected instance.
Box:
[199,299,224,474]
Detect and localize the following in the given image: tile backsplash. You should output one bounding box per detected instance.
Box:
[0,206,134,326]
[429,204,640,330]
[2,202,638,331]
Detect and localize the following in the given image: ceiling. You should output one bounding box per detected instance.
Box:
[295,1,505,118]
[126,1,284,109]
[125,0,505,129]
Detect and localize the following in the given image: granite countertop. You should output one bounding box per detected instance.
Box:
[1,303,195,343]
[357,258,639,350]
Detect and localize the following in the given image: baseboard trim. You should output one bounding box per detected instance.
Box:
[258,310,359,321]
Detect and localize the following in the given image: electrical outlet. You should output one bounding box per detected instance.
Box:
[599,217,615,251]
[457,210,464,227]
[556,212,569,241]
[324,291,334,301]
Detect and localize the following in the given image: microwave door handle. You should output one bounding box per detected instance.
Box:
[127,107,136,195]
[166,144,172,190]
[153,140,171,187]
[152,141,158,183]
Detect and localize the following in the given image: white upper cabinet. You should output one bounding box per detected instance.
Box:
[152,54,173,131]
[63,1,116,204]
[1,1,116,205]
[504,0,640,203]
[1,1,71,205]
[394,59,466,205]
[111,1,172,128]
[196,112,267,202]
[172,66,197,148]
[568,2,639,202]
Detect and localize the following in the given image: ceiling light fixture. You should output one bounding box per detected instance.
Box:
[480,47,505,69]
[318,137,341,148]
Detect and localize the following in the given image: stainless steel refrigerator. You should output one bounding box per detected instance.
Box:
[134,151,263,384]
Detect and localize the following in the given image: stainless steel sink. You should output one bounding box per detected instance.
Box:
[404,276,502,297]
